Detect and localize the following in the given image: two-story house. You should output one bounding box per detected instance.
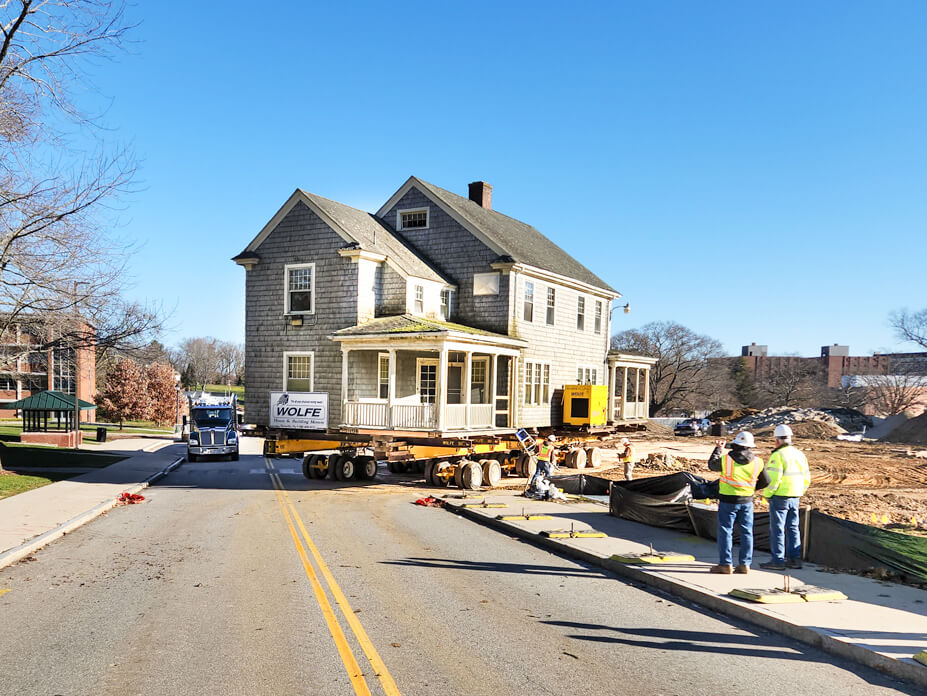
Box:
[234,177,652,435]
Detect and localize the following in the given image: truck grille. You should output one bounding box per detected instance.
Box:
[199,430,226,446]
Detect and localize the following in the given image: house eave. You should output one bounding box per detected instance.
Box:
[491,261,621,299]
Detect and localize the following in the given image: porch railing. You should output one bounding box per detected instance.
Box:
[613,400,649,420]
[391,403,437,429]
[446,403,494,429]
[343,402,389,428]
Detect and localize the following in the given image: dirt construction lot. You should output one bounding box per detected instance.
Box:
[588,430,927,531]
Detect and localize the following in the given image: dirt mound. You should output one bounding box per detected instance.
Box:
[708,408,759,422]
[752,420,845,439]
[643,421,674,438]
[886,412,927,446]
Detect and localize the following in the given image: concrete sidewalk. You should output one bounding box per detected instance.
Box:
[0,441,185,570]
[443,491,927,690]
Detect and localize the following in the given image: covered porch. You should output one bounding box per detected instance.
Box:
[607,352,657,421]
[333,315,526,434]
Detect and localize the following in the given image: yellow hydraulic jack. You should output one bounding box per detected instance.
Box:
[611,542,696,565]
[541,522,607,539]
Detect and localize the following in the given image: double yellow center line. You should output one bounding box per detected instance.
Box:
[265,459,401,696]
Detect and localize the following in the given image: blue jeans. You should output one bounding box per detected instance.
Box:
[717,501,754,567]
[768,496,802,563]
[530,459,551,487]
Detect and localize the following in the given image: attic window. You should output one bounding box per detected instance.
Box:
[398,208,428,230]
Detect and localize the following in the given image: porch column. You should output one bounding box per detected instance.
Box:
[387,348,397,429]
[607,362,616,423]
[621,366,628,420]
[463,351,472,429]
[491,354,499,430]
[642,367,650,419]
[341,348,349,423]
[437,347,448,432]
[634,368,641,418]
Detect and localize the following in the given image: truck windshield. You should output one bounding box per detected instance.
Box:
[193,408,232,428]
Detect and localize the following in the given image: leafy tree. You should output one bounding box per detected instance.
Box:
[611,321,725,416]
[145,363,179,427]
[96,358,149,428]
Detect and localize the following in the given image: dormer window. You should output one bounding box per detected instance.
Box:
[398,208,429,230]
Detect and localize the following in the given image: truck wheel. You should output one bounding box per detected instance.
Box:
[454,459,470,488]
[231,451,239,461]
[325,453,340,479]
[524,456,537,481]
[334,454,356,481]
[460,461,483,490]
[586,447,602,468]
[302,454,314,479]
[424,459,438,486]
[187,453,197,463]
[482,459,502,488]
[433,461,452,487]
[355,456,376,480]
[573,448,587,470]
[387,460,401,474]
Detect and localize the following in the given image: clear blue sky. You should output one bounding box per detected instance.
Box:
[94,1,924,357]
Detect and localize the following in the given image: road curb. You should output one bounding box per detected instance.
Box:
[446,500,927,691]
[0,456,185,572]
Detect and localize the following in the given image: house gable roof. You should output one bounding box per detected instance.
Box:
[236,189,451,285]
[377,177,619,295]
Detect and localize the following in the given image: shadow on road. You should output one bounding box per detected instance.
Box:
[381,557,609,579]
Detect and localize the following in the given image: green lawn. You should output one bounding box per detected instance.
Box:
[0,472,62,500]
[0,422,173,443]
[204,385,244,403]
[0,444,126,469]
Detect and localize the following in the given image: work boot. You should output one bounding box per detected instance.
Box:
[786,559,803,569]
[759,561,786,570]
[734,564,749,574]
[709,564,733,574]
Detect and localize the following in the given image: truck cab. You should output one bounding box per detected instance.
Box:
[187,393,239,461]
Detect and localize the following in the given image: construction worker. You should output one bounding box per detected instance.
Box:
[530,434,557,489]
[619,437,635,480]
[759,424,811,570]
[707,431,770,575]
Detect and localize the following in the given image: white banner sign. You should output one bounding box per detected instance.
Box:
[269,392,328,430]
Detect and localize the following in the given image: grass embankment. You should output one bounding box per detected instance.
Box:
[0,443,126,469]
[0,472,64,500]
[0,422,172,444]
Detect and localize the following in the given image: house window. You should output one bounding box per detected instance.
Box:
[473,272,500,296]
[398,208,429,230]
[524,361,550,406]
[523,281,535,322]
[577,296,585,331]
[285,263,315,314]
[378,354,390,399]
[53,348,75,394]
[440,289,454,320]
[546,287,556,326]
[576,366,598,385]
[414,285,424,314]
[284,352,313,391]
[594,300,603,334]
[471,357,489,403]
[0,374,15,391]
[417,360,437,403]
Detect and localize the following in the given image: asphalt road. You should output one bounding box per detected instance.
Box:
[0,440,918,696]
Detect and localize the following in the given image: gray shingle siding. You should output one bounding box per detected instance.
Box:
[381,188,509,334]
[244,201,357,426]
[376,264,406,316]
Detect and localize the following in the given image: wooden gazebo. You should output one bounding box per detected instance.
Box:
[7,390,96,447]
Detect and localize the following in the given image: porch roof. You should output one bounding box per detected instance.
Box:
[607,350,658,366]
[332,314,527,348]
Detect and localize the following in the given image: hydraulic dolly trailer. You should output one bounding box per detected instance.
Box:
[262,422,641,489]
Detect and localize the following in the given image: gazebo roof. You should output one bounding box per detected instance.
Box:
[6,390,96,411]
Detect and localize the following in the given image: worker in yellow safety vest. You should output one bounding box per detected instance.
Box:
[707,431,770,575]
[619,438,635,480]
[759,424,811,570]
[530,434,557,489]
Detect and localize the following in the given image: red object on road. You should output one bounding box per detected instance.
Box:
[414,496,445,508]
[116,492,146,505]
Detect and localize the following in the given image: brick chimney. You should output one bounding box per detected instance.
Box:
[468,181,492,209]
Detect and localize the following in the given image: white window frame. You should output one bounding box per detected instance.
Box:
[546,287,556,326]
[440,288,455,320]
[397,207,430,231]
[470,356,490,403]
[414,284,424,314]
[523,360,551,406]
[283,351,314,391]
[523,281,535,322]
[577,296,586,331]
[594,300,603,335]
[416,358,438,404]
[378,353,390,400]
[284,262,316,315]
[576,365,598,385]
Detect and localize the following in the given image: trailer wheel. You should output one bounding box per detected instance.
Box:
[482,459,502,488]
[334,454,356,481]
[325,453,340,479]
[516,452,529,477]
[386,460,399,474]
[305,454,323,479]
[424,459,438,486]
[414,459,426,474]
[433,461,452,487]
[355,456,376,480]
[573,448,587,470]
[187,453,197,463]
[524,456,537,481]
[460,460,483,490]
[302,454,313,479]
[453,460,469,488]
[586,447,602,468]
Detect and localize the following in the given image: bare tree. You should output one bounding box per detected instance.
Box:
[612,321,725,416]
[756,359,825,408]
[0,2,161,371]
[215,341,244,387]
[890,308,927,350]
[858,371,927,417]
[176,337,219,389]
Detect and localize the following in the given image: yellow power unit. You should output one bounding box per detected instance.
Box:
[562,384,608,426]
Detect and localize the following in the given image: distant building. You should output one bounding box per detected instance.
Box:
[0,323,96,421]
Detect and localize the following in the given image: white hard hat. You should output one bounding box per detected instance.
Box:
[731,431,755,448]
[620,437,630,445]
[548,434,557,442]
[774,424,793,439]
